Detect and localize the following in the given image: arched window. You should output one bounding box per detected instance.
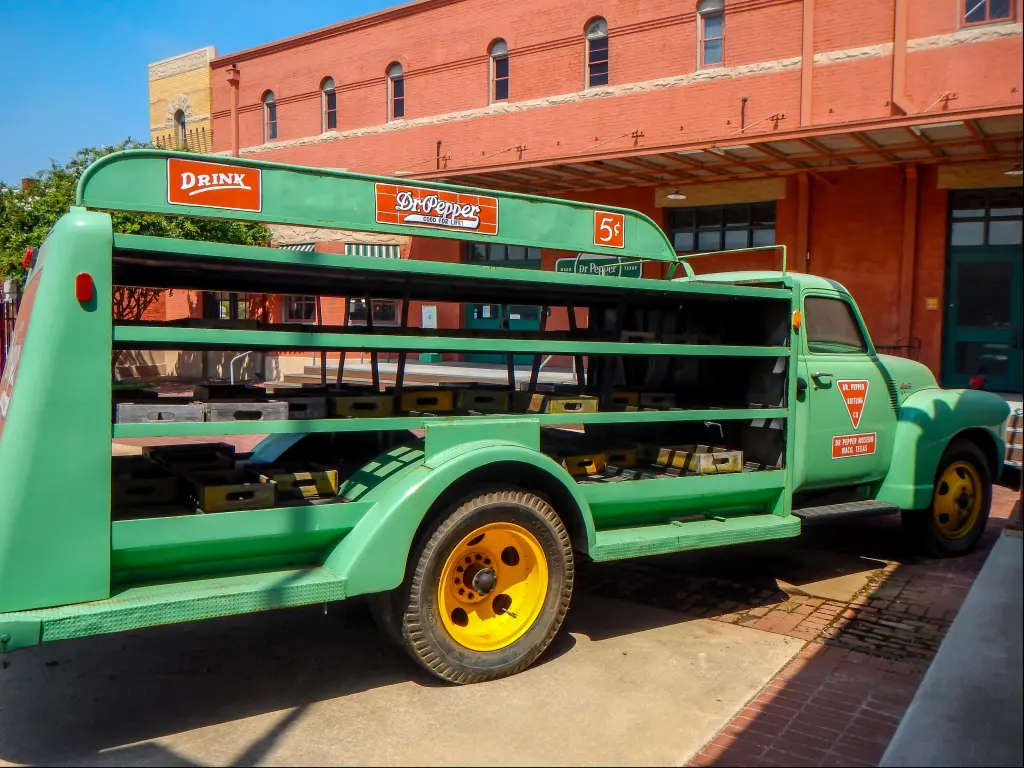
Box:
[585,18,609,87]
[321,77,337,132]
[173,109,187,148]
[698,0,725,67]
[262,90,277,142]
[489,39,509,102]
[387,62,405,120]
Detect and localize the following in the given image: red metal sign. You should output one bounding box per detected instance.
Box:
[594,210,625,249]
[375,183,499,235]
[838,379,869,429]
[832,432,877,459]
[167,158,262,212]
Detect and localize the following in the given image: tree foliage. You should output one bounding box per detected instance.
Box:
[0,139,270,282]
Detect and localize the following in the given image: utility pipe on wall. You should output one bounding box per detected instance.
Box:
[898,165,919,349]
[227,65,240,158]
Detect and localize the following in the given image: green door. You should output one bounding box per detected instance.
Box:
[942,189,1023,393]
[464,244,542,364]
[794,293,897,492]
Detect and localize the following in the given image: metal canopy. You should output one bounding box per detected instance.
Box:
[414,108,1023,194]
[77,149,678,262]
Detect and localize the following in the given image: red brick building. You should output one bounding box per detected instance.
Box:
[159,0,1024,390]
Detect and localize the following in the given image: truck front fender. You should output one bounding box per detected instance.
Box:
[876,388,1009,509]
[324,438,596,598]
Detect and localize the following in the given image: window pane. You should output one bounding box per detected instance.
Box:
[589,36,608,52]
[955,341,1010,377]
[724,229,748,249]
[392,78,404,97]
[495,57,509,78]
[372,301,397,323]
[724,206,750,225]
[956,261,1013,327]
[703,39,723,65]
[698,229,722,250]
[527,248,542,261]
[469,243,487,261]
[696,207,721,227]
[393,97,404,118]
[950,221,985,246]
[752,227,776,246]
[989,0,1011,18]
[751,202,777,224]
[674,231,695,251]
[589,61,609,76]
[348,299,367,322]
[507,246,526,260]
[988,189,1023,216]
[805,298,867,353]
[268,122,277,140]
[326,111,337,130]
[668,209,695,229]
[495,79,509,100]
[703,14,723,39]
[950,190,987,216]
[589,72,609,86]
[964,0,987,22]
[989,220,1023,245]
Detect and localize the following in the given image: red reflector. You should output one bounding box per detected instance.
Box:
[23,248,34,268]
[75,273,94,303]
[969,374,986,390]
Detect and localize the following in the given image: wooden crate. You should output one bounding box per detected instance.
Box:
[186,469,277,513]
[331,394,395,418]
[145,443,236,474]
[203,400,289,423]
[514,392,599,414]
[560,453,606,477]
[639,392,676,409]
[115,400,204,424]
[456,388,511,413]
[247,462,340,500]
[603,446,639,468]
[643,444,743,474]
[193,383,265,400]
[111,457,181,507]
[601,391,639,410]
[276,396,328,420]
[398,389,455,414]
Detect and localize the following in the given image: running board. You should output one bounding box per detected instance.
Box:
[793,500,900,524]
[590,514,800,562]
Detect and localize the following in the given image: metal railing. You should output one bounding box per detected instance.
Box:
[152,126,214,154]
[0,287,20,378]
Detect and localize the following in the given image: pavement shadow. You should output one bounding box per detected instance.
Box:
[0,598,575,766]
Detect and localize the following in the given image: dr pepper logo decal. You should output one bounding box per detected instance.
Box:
[375,183,498,235]
[838,379,869,429]
[167,158,262,212]
[594,210,625,249]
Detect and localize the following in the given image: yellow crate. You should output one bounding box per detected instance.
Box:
[186,470,277,513]
[455,388,511,412]
[252,463,339,500]
[561,453,607,477]
[398,389,455,414]
[516,392,599,414]
[603,447,638,468]
[645,444,743,474]
[330,394,395,418]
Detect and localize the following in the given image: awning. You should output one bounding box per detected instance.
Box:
[280,243,317,251]
[345,243,401,258]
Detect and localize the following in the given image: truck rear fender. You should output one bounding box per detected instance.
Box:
[323,439,596,598]
[875,388,1009,509]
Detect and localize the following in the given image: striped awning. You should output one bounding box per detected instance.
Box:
[280,243,317,251]
[345,243,401,258]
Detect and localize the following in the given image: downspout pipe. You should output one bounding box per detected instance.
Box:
[892,0,918,115]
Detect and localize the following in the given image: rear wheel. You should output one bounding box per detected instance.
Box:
[902,439,992,557]
[391,488,574,684]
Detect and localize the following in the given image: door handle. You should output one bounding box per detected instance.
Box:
[811,371,833,389]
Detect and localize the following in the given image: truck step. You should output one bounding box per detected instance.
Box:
[590,513,800,562]
[793,500,899,524]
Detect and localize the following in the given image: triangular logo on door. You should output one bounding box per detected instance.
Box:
[838,380,869,429]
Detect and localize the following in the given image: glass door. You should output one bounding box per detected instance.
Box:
[463,244,542,365]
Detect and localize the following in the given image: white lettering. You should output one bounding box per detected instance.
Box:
[197,174,211,187]
[393,189,482,229]
[180,172,196,190]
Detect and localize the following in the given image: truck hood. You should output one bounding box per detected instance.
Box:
[877,354,938,403]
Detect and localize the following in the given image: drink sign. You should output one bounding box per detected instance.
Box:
[166,158,262,212]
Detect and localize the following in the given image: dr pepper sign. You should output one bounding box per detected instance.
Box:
[831,379,876,459]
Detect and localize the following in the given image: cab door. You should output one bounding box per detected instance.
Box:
[794,292,897,492]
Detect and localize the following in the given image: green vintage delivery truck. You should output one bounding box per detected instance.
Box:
[0,151,1013,683]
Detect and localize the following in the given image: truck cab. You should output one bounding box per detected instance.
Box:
[685,270,1012,556]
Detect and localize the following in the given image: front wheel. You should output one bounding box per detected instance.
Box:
[902,439,992,557]
[392,488,574,684]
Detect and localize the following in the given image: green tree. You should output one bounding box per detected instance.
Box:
[0,139,270,283]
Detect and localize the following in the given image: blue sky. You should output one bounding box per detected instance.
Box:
[0,0,393,185]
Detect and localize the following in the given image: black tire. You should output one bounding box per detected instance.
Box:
[901,438,992,557]
[396,488,574,684]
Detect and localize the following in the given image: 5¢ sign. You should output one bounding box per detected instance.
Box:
[594,210,625,249]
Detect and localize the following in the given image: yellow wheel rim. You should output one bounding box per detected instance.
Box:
[933,461,983,540]
[438,522,549,652]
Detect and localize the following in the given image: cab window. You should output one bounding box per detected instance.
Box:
[805,296,867,354]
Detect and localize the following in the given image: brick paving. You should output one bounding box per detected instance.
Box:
[681,485,1019,767]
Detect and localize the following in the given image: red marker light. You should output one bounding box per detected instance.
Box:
[969,374,986,390]
[75,273,94,303]
[23,248,35,268]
